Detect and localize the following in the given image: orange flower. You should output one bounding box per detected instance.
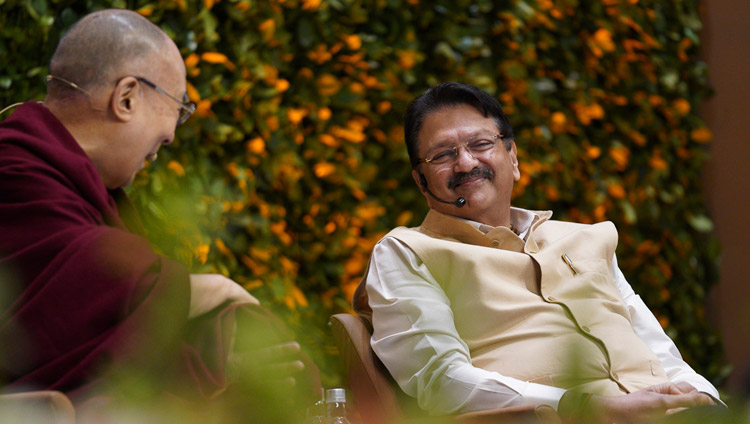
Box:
[629,131,647,147]
[344,254,366,275]
[607,184,626,199]
[349,82,365,94]
[352,188,366,200]
[249,247,273,261]
[201,52,236,70]
[184,53,200,68]
[195,244,210,265]
[355,203,385,221]
[291,285,308,307]
[612,96,628,106]
[324,221,336,234]
[609,146,630,170]
[319,134,339,147]
[258,19,275,41]
[317,74,341,96]
[287,108,307,124]
[234,1,251,12]
[331,126,366,143]
[265,116,279,131]
[649,152,668,171]
[302,0,321,10]
[343,34,362,50]
[396,211,413,226]
[270,221,292,246]
[550,111,567,133]
[363,75,379,88]
[308,45,333,64]
[545,186,560,201]
[186,82,200,103]
[280,256,300,277]
[314,162,336,178]
[377,100,391,114]
[397,50,418,70]
[594,204,607,221]
[137,5,154,16]
[275,79,290,92]
[691,127,713,143]
[196,99,213,117]
[673,98,691,116]
[247,137,266,155]
[215,238,234,257]
[657,314,669,329]
[167,160,185,176]
[575,103,605,125]
[588,103,605,119]
[586,146,601,159]
[648,95,663,107]
[678,38,692,62]
[317,107,332,120]
[592,28,616,53]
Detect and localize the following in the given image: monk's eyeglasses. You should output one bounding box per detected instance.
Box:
[133,77,195,126]
[46,75,196,126]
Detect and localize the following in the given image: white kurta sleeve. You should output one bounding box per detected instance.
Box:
[610,254,721,401]
[365,236,566,415]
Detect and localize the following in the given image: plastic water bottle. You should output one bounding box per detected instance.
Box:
[325,388,351,424]
[303,392,326,424]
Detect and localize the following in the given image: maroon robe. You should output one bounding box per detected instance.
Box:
[0,103,319,411]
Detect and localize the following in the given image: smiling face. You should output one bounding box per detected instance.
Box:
[412,104,520,227]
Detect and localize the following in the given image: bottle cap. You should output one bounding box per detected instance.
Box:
[325,388,346,403]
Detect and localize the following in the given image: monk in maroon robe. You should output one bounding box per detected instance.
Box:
[0,9,318,420]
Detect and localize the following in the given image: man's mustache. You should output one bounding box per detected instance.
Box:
[448,167,494,189]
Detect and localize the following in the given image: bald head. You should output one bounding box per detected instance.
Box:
[43,9,188,189]
[48,9,171,99]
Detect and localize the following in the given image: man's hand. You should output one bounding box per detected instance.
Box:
[561,383,714,424]
[188,273,258,319]
[229,341,306,389]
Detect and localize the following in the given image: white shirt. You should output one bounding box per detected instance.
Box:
[364,207,721,414]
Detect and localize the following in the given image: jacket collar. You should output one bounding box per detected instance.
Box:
[418,207,553,252]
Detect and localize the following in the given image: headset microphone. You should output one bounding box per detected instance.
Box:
[419,173,466,208]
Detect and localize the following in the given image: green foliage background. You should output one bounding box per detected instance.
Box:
[0,0,728,389]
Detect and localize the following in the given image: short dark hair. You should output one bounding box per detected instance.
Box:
[404,82,515,168]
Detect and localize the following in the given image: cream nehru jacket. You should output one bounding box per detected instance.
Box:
[385,209,669,395]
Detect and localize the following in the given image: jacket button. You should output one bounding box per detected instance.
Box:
[491,240,500,247]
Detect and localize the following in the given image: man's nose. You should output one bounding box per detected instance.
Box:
[453,144,478,170]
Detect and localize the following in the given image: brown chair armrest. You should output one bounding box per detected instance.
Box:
[0,390,75,424]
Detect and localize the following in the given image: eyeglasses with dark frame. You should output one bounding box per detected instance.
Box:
[46,75,196,126]
[418,133,506,166]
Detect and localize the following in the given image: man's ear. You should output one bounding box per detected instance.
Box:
[412,169,428,195]
[110,77,139,123]
[509,141,521,182]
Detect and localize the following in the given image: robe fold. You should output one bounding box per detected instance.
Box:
[0,102,319,408]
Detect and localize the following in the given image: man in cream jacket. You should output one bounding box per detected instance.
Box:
[354,82,720,423]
